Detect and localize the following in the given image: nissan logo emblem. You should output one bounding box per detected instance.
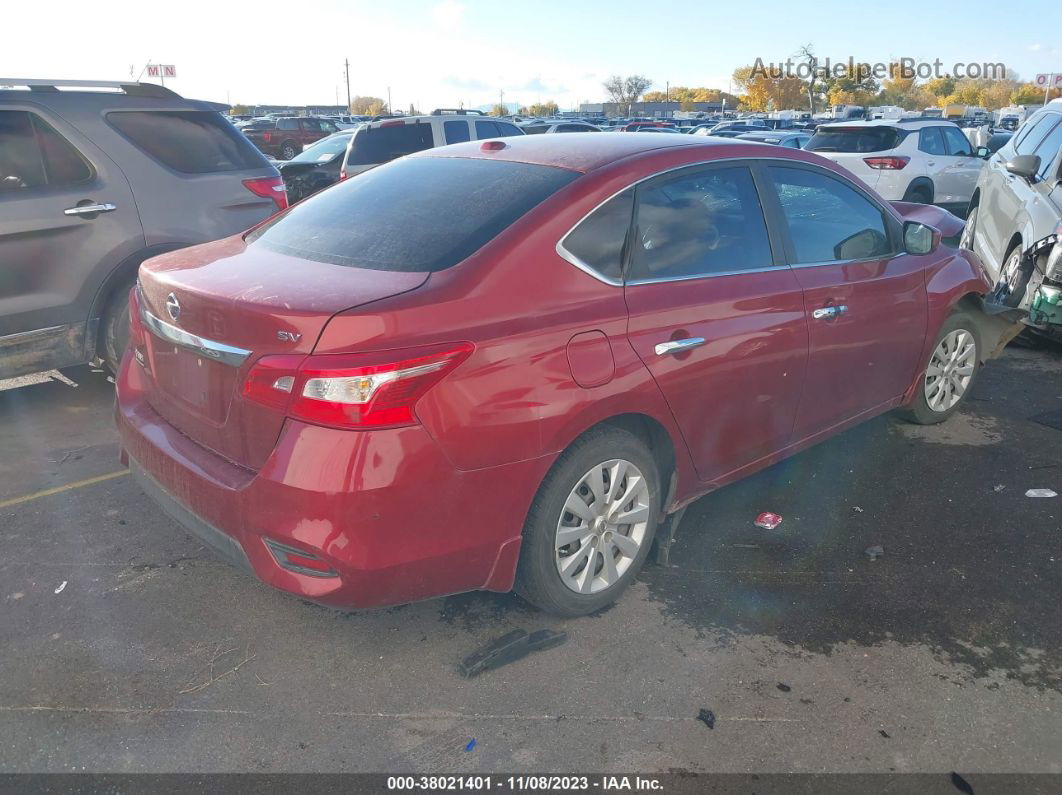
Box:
[165,293,181,322]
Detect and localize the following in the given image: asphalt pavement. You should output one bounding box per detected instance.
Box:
[0,347,1060,773]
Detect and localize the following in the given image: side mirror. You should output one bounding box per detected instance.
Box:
[1005,154,1041,180]
[975,146,990,159]
[904,221,940,256]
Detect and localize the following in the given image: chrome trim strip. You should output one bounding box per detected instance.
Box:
[626,264,790,286]
[139,306,252,367]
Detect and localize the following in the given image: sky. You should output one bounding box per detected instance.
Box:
[4,0,1061,110]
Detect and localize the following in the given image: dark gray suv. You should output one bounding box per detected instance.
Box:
[0,79,286,378]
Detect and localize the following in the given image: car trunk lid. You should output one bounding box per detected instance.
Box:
[136,235,428,470]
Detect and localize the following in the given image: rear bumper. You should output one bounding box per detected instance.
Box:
[114,353,550,608]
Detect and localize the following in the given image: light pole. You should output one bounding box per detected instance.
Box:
[387,86,392,114]
[344,58,351,111]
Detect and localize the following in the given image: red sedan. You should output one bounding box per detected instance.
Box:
[116,134,992,616]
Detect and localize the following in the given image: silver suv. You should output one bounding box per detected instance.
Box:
[962,99,1062,336]
[0,78,285,378]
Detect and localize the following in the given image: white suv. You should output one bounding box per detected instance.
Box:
[340,111,524,180]
[805,119,985,214]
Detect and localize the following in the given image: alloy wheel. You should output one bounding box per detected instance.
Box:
[554,459,651,595]
[924,329,976,412]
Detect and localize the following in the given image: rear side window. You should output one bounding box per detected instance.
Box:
[629,166,773,281]
[444,120,470,144]
[107,111,265,173]
[277,118,298,131]
[248,156,578,272]
[805,127,903,153]
[494,122,523,136]
[0,110,91,193]
[522,125,548,134]
[347,123,434,165]
[561,189,634,282]
[768,166,891,264]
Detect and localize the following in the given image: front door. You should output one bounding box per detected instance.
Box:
[623,162,809,483]
[0,108,142,344]
[761,163,928,440]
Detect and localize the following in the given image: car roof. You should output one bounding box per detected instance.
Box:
[818,119,944,130]
[416,132,765,173]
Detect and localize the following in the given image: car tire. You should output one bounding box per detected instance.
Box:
[898,311,981,425]
[959,205,978,251]
[903,183,932,204]
[99,278,136,374]
[515,426,661,617]
[280,141,299,160]
[997,244,1032,308]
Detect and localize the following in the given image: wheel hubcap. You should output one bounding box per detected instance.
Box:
[554,459,650,595]
[924,329,975,412]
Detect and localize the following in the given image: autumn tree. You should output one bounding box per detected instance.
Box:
[603,75,653,105]
[794,43,819,113]
[350,96,389,115]
[490,103,508,116]
[230,103,251,115]
[528,100,559,117]
[1012,83,1047,105]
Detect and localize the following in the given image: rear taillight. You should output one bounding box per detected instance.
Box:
[262,131,273,143]
[242,176,289,211]
[863,156,909,170]
[241,343,473,430]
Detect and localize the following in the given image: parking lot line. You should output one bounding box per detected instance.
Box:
[0,470,129,510]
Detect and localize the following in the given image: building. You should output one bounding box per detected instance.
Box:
[248,104,349,117]
[579,100,725,118]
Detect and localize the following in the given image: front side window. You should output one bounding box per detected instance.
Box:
[300,118,324,132]
[1031,115,1062,180]
[918,127,947,156]
[444,120,470,144]
[628,166,774,281]
[560,189,634,282]
[107,111,265,173]
[1014,114,1055,156]
[768,166,891,264]
[941,126,973,156]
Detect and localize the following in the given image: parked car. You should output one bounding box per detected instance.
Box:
[242,116,340,160]
[621,121,675,131]
[736,131,811,148]
[117,133,995,616]
[692,123,764,137]
[339,112,524,180]
[327,115,363,130]
[521,121,601,134]
[628,127,684,134]
[804,119,985,213]
[0,79,285,378]
[277,131,355,202]
[961,99,1062,339]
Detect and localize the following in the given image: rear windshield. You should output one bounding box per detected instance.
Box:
[107,111,267,173]
[247,156,578,272]
[347,123,434,166]
[805,127,904,153]
[289,133,354,163]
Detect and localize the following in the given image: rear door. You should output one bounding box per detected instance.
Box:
[622,162,809,483]
[0,108,142,347]
[762,163,927,439]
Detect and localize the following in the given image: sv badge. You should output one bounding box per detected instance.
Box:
[276,330,302,343]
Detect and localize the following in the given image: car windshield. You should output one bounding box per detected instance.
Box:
[289,133,354,163]
[247,156,578,271]
[805,126,904,153]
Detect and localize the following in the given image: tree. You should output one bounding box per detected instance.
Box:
[794,43,819,114]
[528,100,559,117]
[350,96,389,115]
[517,106,530,116]
[602,74,653,105]
[230,103,251,115]
[490,103,508,117]
[926,77,955,99]
[1012,83,1045,105]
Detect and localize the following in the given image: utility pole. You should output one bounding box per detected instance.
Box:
[500,89,505,113]
[387,86,392,113]
[344,58,351,111]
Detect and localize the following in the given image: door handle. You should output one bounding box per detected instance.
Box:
[812,305,848,320]
[63,202,117,216]
[655,337,706,356]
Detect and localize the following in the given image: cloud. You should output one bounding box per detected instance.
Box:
[1028,43,1043,52]
[431,0,465,31]
[443,75,489,91]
